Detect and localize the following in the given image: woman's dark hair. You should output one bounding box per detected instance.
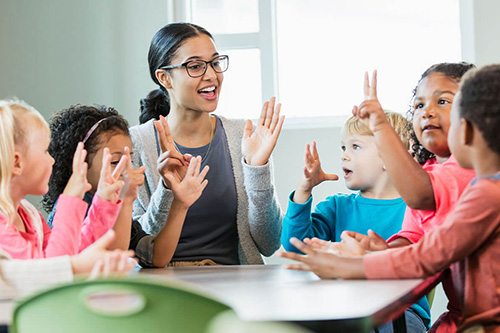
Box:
[459,64,500,155]
[407,62,476,164]
[42,105,129,213]
[139,22,213,124]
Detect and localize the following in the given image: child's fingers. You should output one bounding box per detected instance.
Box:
[312,141,319,160]
[89,259,104,280]
[363,71,370,100]
[185,155,198,177]
[284,263,312,272]
[277,250,307,263]
[124,146,133,170]
[100,148,112,179]
[371,70,378,99]
[290,237,315,255]
[112,155,128,180]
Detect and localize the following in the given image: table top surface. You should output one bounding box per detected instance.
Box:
[137,264,423,322]
[0,264,424,327]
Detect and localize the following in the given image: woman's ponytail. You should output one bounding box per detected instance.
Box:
[139,88,170,124]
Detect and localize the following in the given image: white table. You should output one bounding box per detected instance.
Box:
[139,264,429,331]
[1,264,437,333]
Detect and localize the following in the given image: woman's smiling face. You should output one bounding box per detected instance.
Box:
[163,34,224,114]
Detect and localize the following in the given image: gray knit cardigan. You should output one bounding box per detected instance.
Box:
[129,116,283,265]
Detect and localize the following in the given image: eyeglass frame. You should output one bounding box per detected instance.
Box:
[159,55,229,78]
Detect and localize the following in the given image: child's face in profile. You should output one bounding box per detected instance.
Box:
[448,92,471,170]
[15,123,54,196]
[86,133,133,194]
[340,132,385,193]
[412,72,459,158]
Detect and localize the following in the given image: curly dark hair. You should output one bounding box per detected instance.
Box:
[42,105,129,213]
[459,64,500,155]
[406,62,476,164]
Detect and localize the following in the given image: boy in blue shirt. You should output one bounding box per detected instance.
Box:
[282,112,430,331]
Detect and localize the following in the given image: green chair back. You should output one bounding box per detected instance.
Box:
[11,277,233,333]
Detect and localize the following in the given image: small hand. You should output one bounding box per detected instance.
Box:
[63,142,92,199]
[71,230,135,275]
[96,148,126,203]
[88,250,137,280]
[340,230,389,253]
[278,237,345,279]
[154,115,190,188]
[120,146,146,203]
[242,97,285,166]
[294,142,338,203]
[352,70,389,133]
[165,155,209,209]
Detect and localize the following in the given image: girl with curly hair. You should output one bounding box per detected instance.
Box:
[44,105,208,267]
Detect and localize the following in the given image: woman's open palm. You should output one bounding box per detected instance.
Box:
[242,97,285,166]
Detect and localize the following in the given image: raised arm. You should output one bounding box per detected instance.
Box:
[353,71,435,210]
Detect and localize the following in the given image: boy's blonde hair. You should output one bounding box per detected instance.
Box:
[0,99,49,221]
[342,111,411,149]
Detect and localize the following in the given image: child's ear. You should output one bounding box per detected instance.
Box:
[155,69,172,89]
[12,152,23,176]
[462,118,474,146]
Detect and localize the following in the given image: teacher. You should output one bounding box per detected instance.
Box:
[130,22,284,266]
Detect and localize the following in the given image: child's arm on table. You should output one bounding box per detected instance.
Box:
[152,156,209,267]
[353,71,435,210]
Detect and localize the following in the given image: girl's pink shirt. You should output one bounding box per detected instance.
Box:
[0,194,121,259]
[387,155,476,244]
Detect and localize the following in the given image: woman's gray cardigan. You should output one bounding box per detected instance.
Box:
[129,116,283,265]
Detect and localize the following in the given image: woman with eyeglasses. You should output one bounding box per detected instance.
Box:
[130,22,284,266]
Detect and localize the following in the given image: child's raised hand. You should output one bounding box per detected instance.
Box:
[63,142,92,199]
[120,147,146,203]
[154,115,191,189]
[352,70,390,133]
[164,155,209,209]
[296,142,338,198]
[242,97,285,166]
[96,148,126,204]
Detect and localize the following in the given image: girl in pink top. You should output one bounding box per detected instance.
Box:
[0,100,125,259]
[279,64,500,332]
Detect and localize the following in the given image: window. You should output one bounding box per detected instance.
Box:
[173,0,461,123]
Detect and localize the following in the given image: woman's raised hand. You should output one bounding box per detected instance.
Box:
[154,115,191,189]
[242,97,285,166]
[164,155,209,209]
[63,142,92,199]
[96,148,126,204]
[352,70,389,133]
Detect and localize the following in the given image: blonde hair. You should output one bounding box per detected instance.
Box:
[0,99,49,221]
[342,111,411,149]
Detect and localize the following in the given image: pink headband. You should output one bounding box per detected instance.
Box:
[82,118,108,144]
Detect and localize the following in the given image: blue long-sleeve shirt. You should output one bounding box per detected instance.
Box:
[282,191,431,327]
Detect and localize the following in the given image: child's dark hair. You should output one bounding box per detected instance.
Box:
[407,62,476,164]
[42,105,129,213]
[459,64,500,155]
[139,22,213,124]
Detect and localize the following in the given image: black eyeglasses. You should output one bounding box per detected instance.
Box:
[160,55,229,78]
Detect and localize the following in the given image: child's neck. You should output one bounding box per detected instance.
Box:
[436,155,450,164]
[359,178,401,200]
